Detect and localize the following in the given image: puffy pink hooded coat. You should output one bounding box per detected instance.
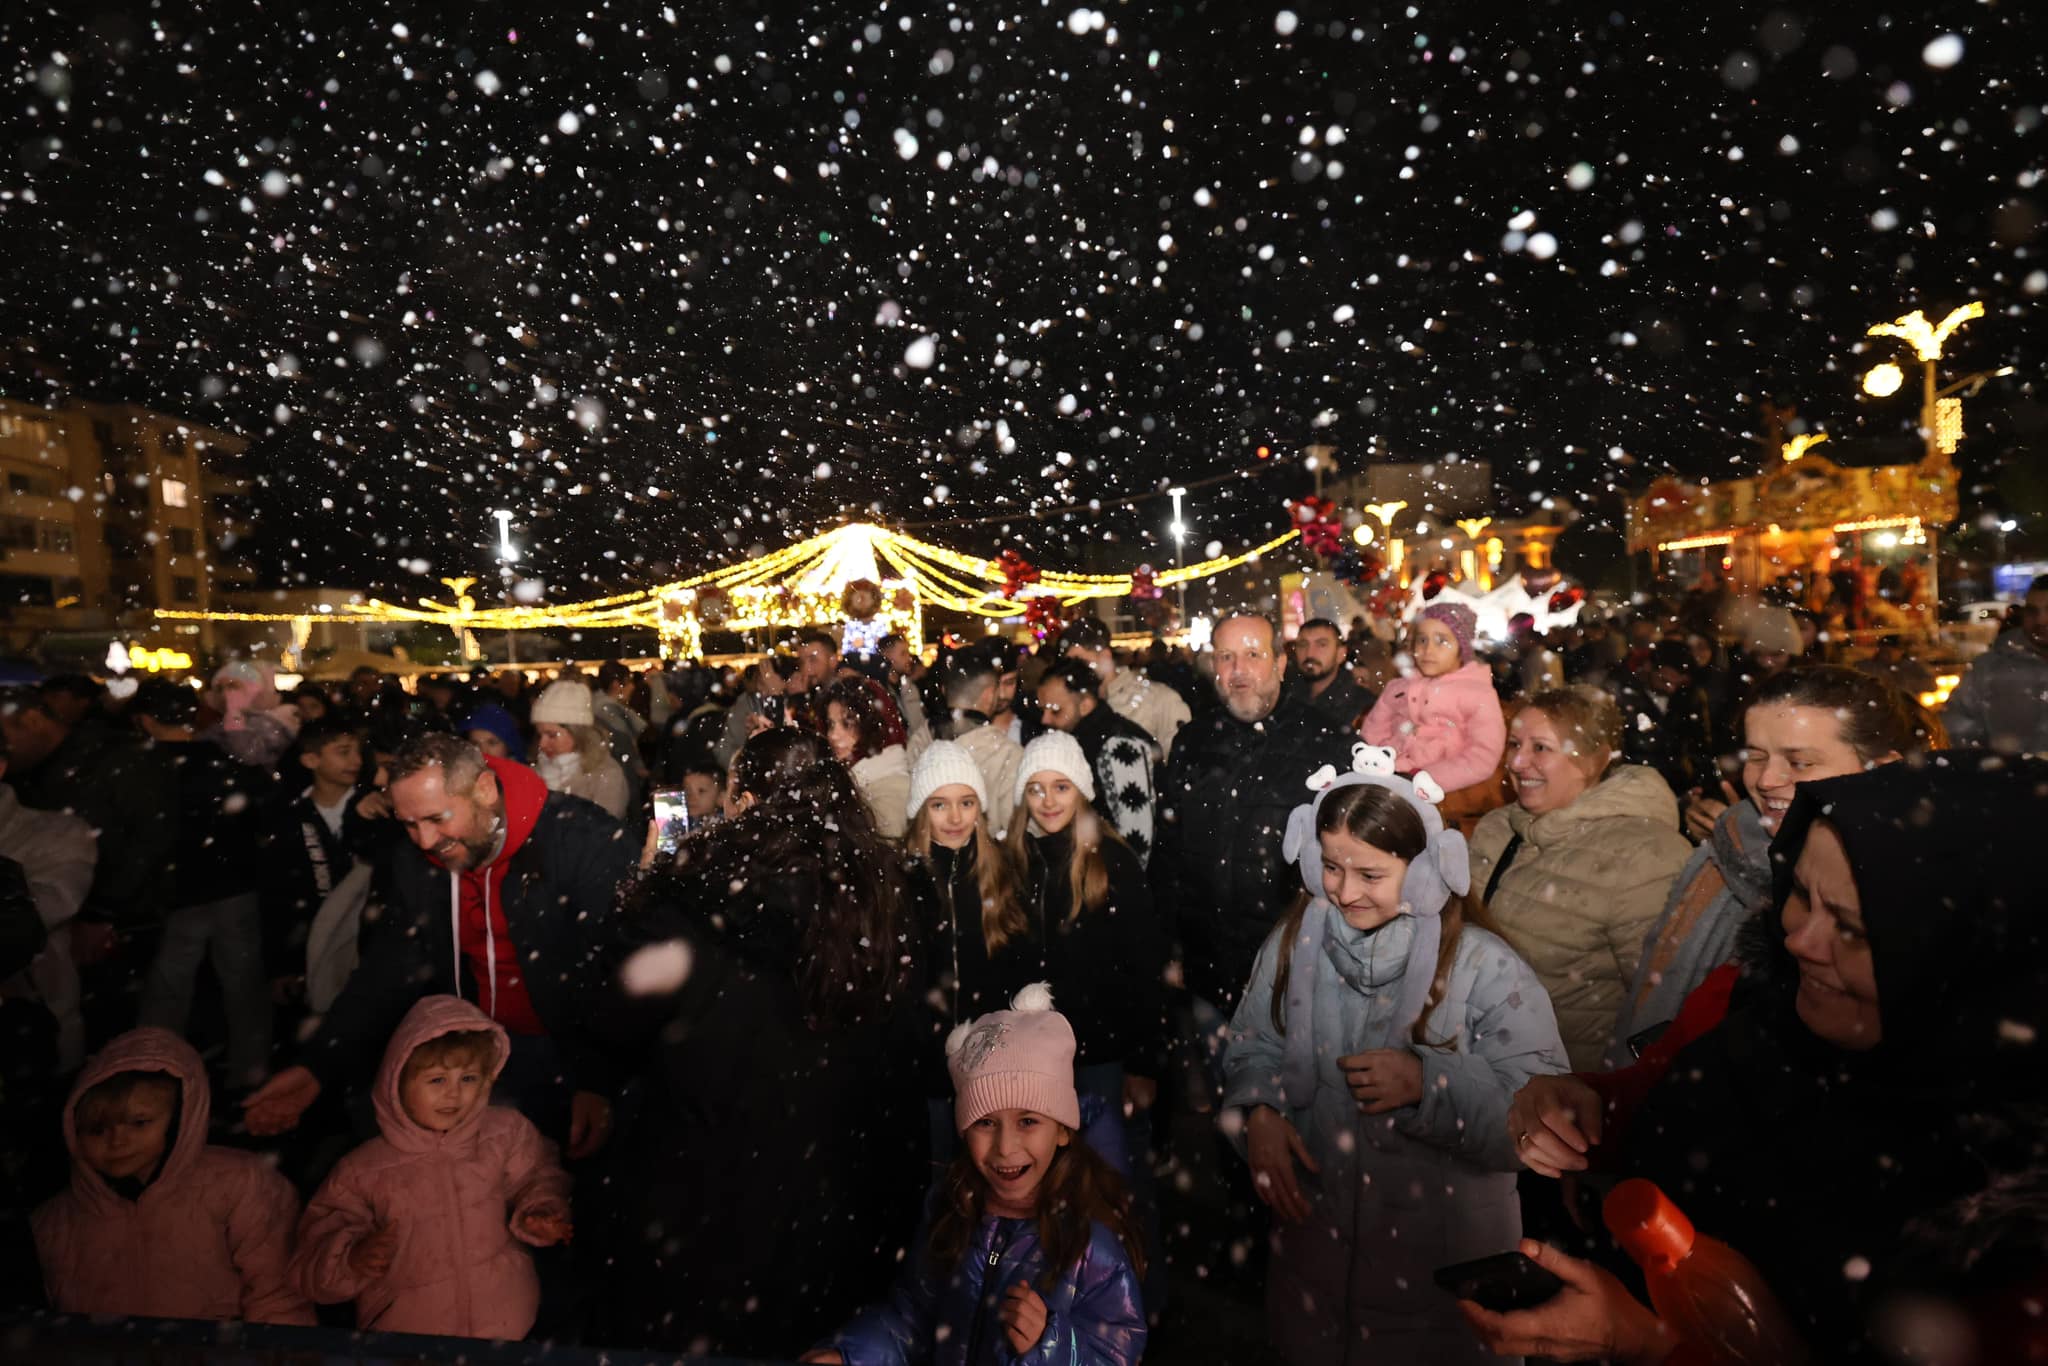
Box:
[1359,660,1508,794]
[33,1028,312,1324]
[292,994,571,1339]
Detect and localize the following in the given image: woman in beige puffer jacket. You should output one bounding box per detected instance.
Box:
[1468,687,1693,1071]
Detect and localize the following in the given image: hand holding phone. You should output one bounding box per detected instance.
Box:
[651,787,692,856]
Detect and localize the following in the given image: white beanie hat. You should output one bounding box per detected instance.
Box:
[530,679,596,728]
[906,739,990,820]
[1015,731,1095,804]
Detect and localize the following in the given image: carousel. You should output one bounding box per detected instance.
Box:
[1627,437,1958,637]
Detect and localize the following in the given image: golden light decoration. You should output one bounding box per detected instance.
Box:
[1656,532,1737,552]
[1866,302,1983,362]
[1781,433,1829,462]
[157,521,1300,661]
[1362,500,1410,531]
[1934,397,1964,455]
[1861,362,1905,398]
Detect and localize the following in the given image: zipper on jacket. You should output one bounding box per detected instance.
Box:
[963,1219,1016,1365]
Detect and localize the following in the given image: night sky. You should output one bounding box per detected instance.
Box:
[3,1,2041,596]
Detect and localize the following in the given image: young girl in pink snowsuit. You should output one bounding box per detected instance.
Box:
[34,1028,312,1324]
[292,995,573,1339]
[1360,600,1507,795]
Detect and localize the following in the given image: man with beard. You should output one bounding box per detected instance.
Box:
[1291,616,1376,730]
[1153,612,1356,1086]
[241,733,634,1157]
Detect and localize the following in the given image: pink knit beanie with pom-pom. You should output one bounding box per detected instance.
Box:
[944,983,1081,1133]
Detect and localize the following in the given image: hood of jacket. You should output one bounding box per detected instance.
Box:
[62,1028,209,1212]
[1508,763,1678,845]
[371,994,512,1155]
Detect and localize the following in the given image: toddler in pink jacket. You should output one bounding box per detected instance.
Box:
[291,995,572,1339]
[34,1028,313,1324]
[1360,600,1507,793]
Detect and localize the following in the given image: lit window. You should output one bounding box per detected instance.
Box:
[161,478,189,508]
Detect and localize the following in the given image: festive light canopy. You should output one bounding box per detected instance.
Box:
[158,521,1298,660]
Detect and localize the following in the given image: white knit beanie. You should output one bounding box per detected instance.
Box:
[530,679,595,728]
[1014,731,1095,804]
[906,739,990,820]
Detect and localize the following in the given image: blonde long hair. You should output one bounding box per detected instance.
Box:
[908,808,1029,954]
[1005,798,1123,925]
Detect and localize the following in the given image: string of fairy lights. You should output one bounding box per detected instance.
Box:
[156,521,1299,660]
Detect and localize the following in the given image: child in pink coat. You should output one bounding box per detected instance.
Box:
[33,1028,313,1324]
[291,995,573,1339]
[1360,600,1507,794]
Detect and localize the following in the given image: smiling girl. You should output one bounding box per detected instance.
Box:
[1223,749,1567,1364]
[1004,733,1165,1124]
[1361,599,1508,798]
[805,985,1147,1366]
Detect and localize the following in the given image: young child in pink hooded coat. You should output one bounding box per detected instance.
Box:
[1360,599,1508,794]
[33,1028,313,1324]
[291,995,573,1339]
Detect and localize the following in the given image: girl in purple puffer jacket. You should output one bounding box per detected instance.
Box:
[803,984,1147,1366]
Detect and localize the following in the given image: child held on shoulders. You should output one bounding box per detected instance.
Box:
[1224,746,1568,1365]
[291,995,572,1340]
[34,1028,313,1324]
[803,983,1147,1366]
[1360,600,1507,796]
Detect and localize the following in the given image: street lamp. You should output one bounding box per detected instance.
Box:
[493,509,520,667]
[1168,486,1188,627]
[1862,303,2011,463]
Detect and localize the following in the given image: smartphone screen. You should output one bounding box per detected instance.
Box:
[760,695,784,725]
[652,786,692,855]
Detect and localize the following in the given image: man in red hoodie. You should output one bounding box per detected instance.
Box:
[243,733,636,1157]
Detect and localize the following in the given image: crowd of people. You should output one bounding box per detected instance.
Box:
[0,570,2043,1364]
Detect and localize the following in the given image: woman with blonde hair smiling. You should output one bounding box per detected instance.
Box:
[1468,685,1691,1072]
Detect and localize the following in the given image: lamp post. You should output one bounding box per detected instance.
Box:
[1862,304,2013,463]
[1861,304,2013,632]
[493,510,519,668]
[1169,486,1188,627]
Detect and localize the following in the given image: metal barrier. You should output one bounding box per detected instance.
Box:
[0,1313,786,1365]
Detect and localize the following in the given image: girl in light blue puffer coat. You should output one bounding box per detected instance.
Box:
[1224,745,1569,1366]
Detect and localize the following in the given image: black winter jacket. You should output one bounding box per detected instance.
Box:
[14,723,177,929]
[924,840,1038,1033]
[296,787,635,1096]
[254,786,397,977]
[1152,688,1356,1009]
[154,737,275,910]
[1022,827,1167,1078]
[587,860,931,1358]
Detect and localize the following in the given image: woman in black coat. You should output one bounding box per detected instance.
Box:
[585,730,932,1357]
[1466,752,2048,1364]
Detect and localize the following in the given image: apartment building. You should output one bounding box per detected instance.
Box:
[0,397,251,655]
